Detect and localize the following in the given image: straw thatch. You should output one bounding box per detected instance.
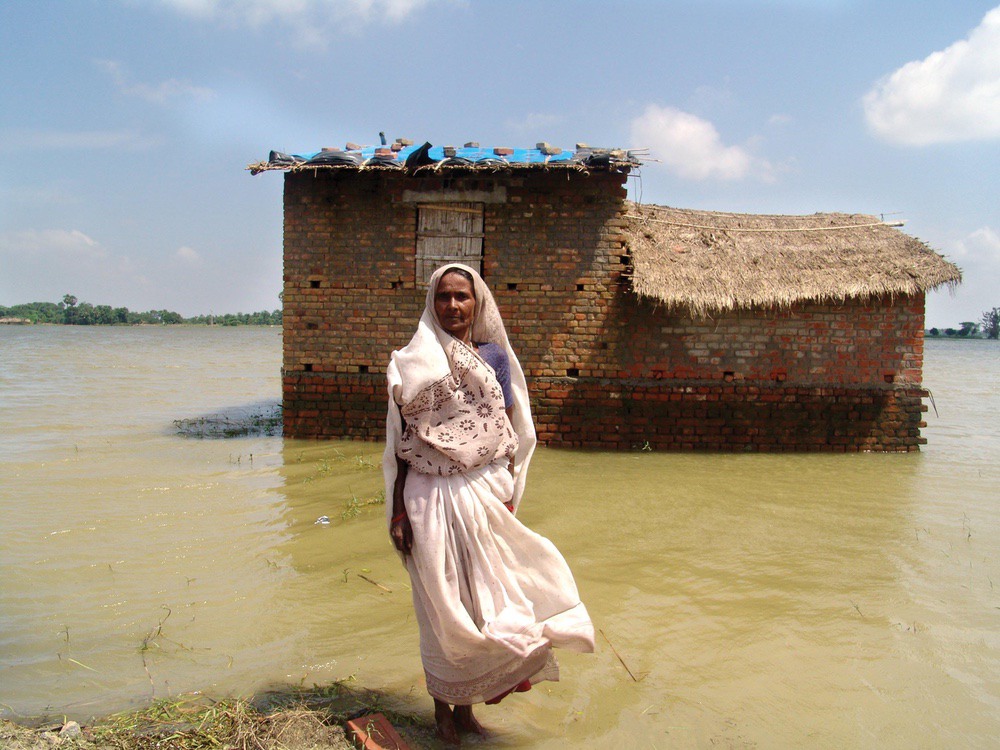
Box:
[624,203,962,317]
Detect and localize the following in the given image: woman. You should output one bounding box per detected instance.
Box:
[382,264,594,744]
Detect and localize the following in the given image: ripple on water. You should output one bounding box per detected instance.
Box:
[1,329,999,747]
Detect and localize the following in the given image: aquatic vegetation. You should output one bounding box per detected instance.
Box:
[174,403,282,438]
[341,489,386,520]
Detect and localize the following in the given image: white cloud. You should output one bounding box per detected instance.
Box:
[97,59,215,104]
[971,226,1000,255]
[863,7,1000,146]
[152,0,446,42]
[630,104,773,181]
[175,246,203,265]
[0,228,151,307]
[0,230,106,302]
[949,225,1000,264]
[0,229,106,260]
[925,225,1000,327]
[0,128,158,151]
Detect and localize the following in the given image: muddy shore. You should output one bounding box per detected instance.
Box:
[1,684,438,749]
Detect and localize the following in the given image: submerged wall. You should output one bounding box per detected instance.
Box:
[281,168,928,451]
[531,296,928,451]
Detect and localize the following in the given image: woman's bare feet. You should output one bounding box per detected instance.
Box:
[453,704,486,736]
[434,699,460,746]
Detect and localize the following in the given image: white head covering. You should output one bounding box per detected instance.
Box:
[383,263,536,514]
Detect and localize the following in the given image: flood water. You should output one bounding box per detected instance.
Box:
[1,326,998,748]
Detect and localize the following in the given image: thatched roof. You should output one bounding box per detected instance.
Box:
[624,203,962,317]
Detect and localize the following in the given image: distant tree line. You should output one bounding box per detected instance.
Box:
[185,311,283,326]
[927,307,1000,340]
[0,294,281,326]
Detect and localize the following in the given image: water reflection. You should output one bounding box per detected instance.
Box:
[505,451,926,747]
[266,440,945,747]
[267,440,421,697]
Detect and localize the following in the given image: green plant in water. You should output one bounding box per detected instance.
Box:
[341,489,386,520]
[354,455,378,470]
[303,453,352,483]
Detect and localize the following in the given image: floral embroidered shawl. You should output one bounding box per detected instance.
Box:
[383,264,536,509]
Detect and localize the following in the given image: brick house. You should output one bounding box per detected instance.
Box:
[250,140,960,451]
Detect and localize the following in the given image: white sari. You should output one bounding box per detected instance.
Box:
[383,264,594,705]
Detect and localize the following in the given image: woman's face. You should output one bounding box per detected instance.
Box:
[434,271,476,343]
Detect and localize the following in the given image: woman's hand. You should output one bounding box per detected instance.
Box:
[391,453,412,554]
[391,515,413,555]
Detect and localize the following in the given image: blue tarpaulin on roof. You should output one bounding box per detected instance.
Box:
[294,144,575,164]
[255,140,636,173]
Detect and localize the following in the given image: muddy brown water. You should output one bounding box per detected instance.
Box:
[2,327,998,748]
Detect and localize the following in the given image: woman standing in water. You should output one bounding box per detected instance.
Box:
[383,264,594,745]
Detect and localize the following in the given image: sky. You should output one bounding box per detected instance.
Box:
[0,0,997,327]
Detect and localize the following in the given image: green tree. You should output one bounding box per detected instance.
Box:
[982,307,1000,340]
[62,294,78,323]
[66,302,96,325]
[2,296,294,325]
[0,302,63,323]
[928,327,939,337]
[958,321,980,337]
[94,305,115,325]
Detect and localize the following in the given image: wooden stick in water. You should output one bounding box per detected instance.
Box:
[599,628,639,682]
[358,574,392,593]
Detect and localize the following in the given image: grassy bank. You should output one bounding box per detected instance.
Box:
[1,682,437,749]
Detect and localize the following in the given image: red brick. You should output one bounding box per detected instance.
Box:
[345,713,411,750]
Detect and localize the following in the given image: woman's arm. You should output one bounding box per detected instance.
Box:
[506,405,515,474]
[390,455,413,554]
[505,405,516,512]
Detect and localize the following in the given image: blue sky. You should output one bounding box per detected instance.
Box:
[1,0,997,327]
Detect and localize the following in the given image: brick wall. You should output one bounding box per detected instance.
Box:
[282,168,928,451]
